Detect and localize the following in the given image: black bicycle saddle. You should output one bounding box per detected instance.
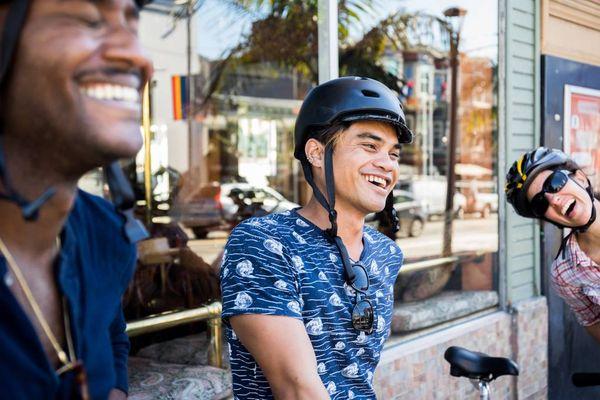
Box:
[444,346,519,381]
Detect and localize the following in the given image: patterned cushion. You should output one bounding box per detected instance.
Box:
[128,356,232,400]
[135,333,230,368]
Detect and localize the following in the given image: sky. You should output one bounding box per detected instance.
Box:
[194,0,498,61]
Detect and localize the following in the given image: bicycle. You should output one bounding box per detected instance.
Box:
[444,346,519,400]
[572,372,600,387]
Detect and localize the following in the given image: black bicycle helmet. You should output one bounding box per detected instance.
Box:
[0,0,152,243]
[505,147,570,219]
[294,76,413,161]
[505,147,597,258]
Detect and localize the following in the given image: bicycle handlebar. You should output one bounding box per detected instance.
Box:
[572,373,600,387]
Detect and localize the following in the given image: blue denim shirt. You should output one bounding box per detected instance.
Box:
[0,190,136,400]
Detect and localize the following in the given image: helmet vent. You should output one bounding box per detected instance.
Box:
[361,89,380,98]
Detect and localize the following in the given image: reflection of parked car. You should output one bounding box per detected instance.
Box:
[397,177,466,220]
[366,190,428,238]
[171,183,299,239]
[456,180,498,218]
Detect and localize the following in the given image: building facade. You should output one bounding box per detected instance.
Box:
[132,0,599,398]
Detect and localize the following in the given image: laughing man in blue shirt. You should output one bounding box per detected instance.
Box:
[0,0,153,398]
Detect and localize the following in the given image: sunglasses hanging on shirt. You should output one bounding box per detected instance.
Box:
[332,236,375,334]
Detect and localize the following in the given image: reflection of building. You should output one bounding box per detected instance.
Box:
[384,46,495,179]
[197,65,310,203]
[458,56,495,171]
[135,2,552,399]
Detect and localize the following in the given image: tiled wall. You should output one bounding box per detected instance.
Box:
[374,297,548,399]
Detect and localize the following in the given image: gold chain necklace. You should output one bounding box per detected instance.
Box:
[0,235,90,399]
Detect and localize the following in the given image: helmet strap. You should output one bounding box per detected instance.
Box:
[385,192,399,234]
[103,162,149,243]
[300,147,361,287]
[300,144,338,238]
[551,177,597,259]
[0,133,56,220]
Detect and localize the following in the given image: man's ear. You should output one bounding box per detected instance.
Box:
[573,169,590,188]
[304,138,324,168]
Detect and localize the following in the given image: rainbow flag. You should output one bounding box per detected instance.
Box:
[171,75,189,120]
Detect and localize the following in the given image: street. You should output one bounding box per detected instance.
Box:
[187,213,498,266]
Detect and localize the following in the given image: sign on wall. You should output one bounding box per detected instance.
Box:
[564,84,600,194]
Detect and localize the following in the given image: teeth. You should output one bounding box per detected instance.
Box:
[562,199,575,216]
[365,175,387,187]
[80,84,140,103]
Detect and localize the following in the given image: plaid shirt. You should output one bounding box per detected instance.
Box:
[551,234,600,326]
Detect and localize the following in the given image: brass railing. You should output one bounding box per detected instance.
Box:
[126,301,223,368]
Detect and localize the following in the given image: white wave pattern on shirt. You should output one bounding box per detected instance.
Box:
[223,214,403,399]
[326,381,337,395]
[296,218,309,227]
[264,238,283,256]
[287,300,301,314]
[292,255,305,272]
[292,231,307,244]
[370,259,380,275]
[329,253,338,263]
[356,331,367,344]
[306,318,324,335]
[236,259,254,277]
[317,362,327,375]
[341,363,359,378]
[344,282,357,297]
[389,244,396,254]
[234,292,253,309]
[377,315,385,333]
[329,293,342,307]
[274,280,287,290]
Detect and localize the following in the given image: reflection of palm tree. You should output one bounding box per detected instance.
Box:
[198,4,456,106]
[198,0,382,102]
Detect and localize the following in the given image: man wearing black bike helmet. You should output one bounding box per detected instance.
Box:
[506,147,600,342]
[0,0,153,398]
[221,76,413,399]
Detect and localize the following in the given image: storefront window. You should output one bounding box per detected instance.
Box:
[341,0,500,334]
[134,0,499,336]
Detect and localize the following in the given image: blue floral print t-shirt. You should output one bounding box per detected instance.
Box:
[220,209,403,399]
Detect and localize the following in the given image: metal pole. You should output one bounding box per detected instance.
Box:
[442,32,460,257]
[186,0,193,174]
[318,0,338,84]
[142,82,152,226]
[208,316,223,368]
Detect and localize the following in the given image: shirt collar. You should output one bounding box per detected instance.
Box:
[569,233,598,268]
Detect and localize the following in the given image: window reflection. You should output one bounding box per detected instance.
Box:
[342,1,499,333]
[118,0,500,335]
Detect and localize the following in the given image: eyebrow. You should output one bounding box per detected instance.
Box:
[356,132,402,150]
[57,0,140,17]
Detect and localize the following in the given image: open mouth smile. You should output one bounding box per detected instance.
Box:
[79,83,141,110]
[363,174,391,191]
[561,199,576,217]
